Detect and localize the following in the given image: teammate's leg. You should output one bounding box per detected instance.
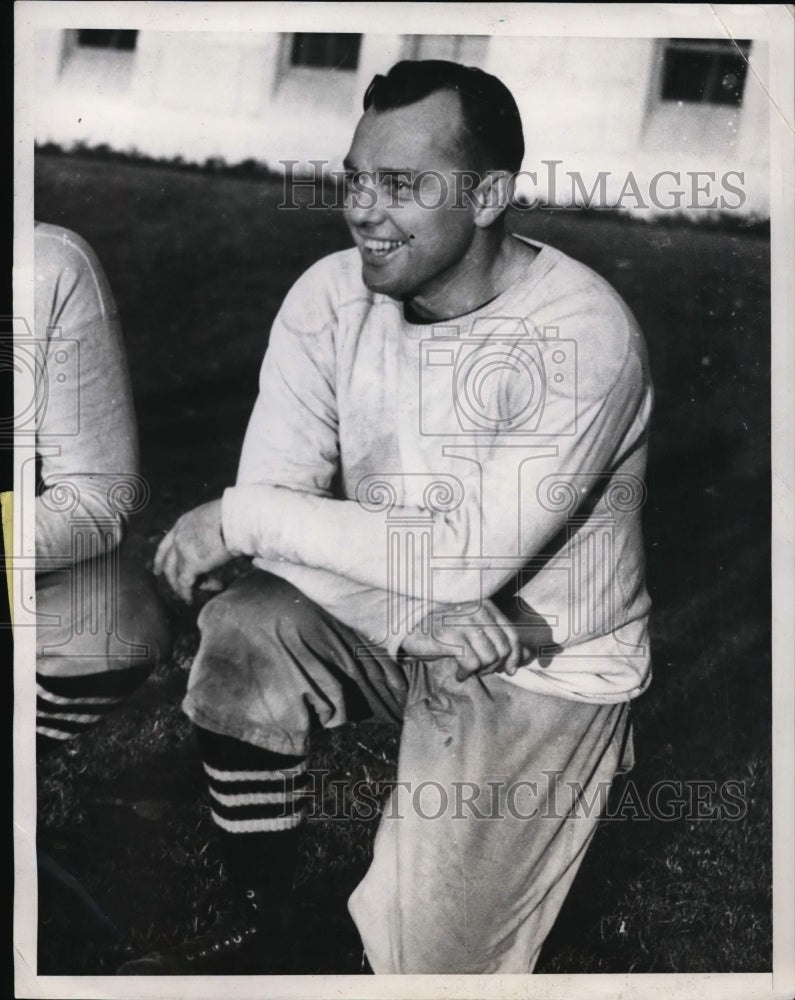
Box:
[36,551,172,753]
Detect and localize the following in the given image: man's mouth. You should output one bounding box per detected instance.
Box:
[361,238,406,258]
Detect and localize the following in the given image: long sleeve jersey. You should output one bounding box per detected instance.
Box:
[222,236,654,704]
[34,222,139,568]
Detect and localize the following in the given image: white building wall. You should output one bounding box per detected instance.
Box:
[34,30,769,218]
[484,35,768,217]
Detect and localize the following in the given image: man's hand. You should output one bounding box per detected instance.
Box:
[154,499,232,603]
[400,600,529,681]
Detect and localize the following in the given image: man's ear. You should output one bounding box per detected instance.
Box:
[472,171,512,229]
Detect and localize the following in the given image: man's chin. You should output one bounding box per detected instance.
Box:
[359,265,405,300]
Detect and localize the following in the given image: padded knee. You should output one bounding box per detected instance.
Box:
[36,553,172,678]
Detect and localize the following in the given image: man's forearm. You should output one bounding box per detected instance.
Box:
[222,360,648,607]
[222,483,518,606]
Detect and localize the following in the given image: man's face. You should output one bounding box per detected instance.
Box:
[342,89,483,308]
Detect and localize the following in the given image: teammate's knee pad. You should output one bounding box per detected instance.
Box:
[36,553,172,676]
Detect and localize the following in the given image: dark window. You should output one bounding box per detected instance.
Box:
[661,39,751,106]
[76,29,139,51]
[290,33,361,71]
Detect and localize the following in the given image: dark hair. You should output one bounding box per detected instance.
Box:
[363,60,524,174]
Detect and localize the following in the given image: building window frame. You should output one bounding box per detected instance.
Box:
[659,38,752,107]
[289,33,362,72]
[75,29,139,52]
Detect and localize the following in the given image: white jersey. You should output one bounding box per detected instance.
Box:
[222,236,654,703]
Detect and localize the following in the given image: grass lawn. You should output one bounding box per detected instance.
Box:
[33,152,772,975]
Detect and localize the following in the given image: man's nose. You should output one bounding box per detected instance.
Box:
[344,175,388,226]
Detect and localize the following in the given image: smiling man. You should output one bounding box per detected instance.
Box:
[341,81,534,318]
[121,60,653,975]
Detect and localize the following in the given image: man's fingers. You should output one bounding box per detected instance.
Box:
[159,544,189,603]
[151,502,232,605]
[454,627,499,681]
[153,529,175,576]
[482,604,517,674]
[474,625,511,677]
[458,604,516,678]
[425,603,528,679]
[450,604,525,680]
[452,633,482,681]
[171,544,198,603]
[177,572,196,604]
[487,604,523,675]
[162,546,180,594]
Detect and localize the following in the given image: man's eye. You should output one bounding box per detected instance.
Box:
[385,176,412,196]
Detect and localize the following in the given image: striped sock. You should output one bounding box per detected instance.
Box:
[36,666,152,745]
[195,727,306,894]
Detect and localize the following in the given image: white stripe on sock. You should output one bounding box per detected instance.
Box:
[209,787,309,808]
[36,685,119,706]
[210,810,303,833]
[203,761,307,783]
[36,710,104,725]
[36,725,74,740]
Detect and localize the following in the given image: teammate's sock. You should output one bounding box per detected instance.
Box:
[195,726,307,900]
[36,666,152,748]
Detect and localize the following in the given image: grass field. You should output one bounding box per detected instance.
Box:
[33,152,772,975]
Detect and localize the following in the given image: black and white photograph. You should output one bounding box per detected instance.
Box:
[12,3,795,998]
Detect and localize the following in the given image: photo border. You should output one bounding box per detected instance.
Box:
[13,4,794,998]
